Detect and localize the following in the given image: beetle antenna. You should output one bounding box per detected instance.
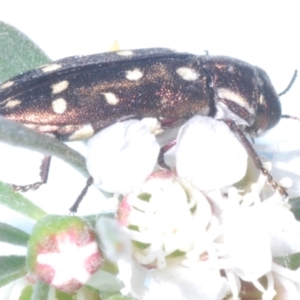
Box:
[281,114,300,121]
[278,70,297,96]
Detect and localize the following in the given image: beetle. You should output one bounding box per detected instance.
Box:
[0,48,296,210]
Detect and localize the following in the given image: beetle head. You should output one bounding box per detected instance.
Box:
[202,56,281,136]
[250,67,281,135]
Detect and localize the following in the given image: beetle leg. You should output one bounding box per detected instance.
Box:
[224,119,288,198]
[10,156,52,192]
[158,139,177,169]
[69,176,94,213]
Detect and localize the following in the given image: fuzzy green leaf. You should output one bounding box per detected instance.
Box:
[0,117,89,178]
[0,222,29,246]
[0,181,46,221]
[0,21,50,83]
[31,281,50,300]
[0,255,27,288]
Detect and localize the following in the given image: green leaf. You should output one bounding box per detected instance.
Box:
[87,270,123,293]
[0,21,50,83]
[31,281,50,300]
[80,286,102,300]
[55,289,74,300]
[274,252,300,270]
[0,181,47,221]
[288,252,300,270]
[0,117,89,179]
[0,255,27,288]
[19,285,33,300]
[104,294,136,300]
[0,223,29,246]
[290,197,300,221]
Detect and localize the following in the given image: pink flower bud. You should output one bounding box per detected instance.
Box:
[27,215,103,293]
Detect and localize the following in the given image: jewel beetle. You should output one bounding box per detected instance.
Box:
[0,48,296,210]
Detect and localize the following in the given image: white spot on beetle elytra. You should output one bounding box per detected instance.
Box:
[117,50,134,56]
[51,80,69,94]
[41,63,62,73]
[126,68,143,81]
[217,88,253,114]
[101,92,120,105]
[69,124,95,141]
[52,98,67,114]
[5,99,21,108]
[1,81,14,89]
[176,67,199,81]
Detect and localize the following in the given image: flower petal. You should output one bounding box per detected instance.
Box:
[259,201,300,256]
[220,204,272,281]
[143,263,229,300]
[176,116,248,190]
[86,120,160,194]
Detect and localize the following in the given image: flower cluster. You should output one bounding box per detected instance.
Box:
[86,116,300,299]
[9,116,299,299]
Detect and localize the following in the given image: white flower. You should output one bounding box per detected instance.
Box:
[86,119,160,194]
[118,171,212,268]
[89,115,300,299]
[114,175,300,299]
[109,170,231,299]
[213,193,300,299]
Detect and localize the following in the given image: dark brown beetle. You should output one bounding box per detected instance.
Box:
[0,48,297,210]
